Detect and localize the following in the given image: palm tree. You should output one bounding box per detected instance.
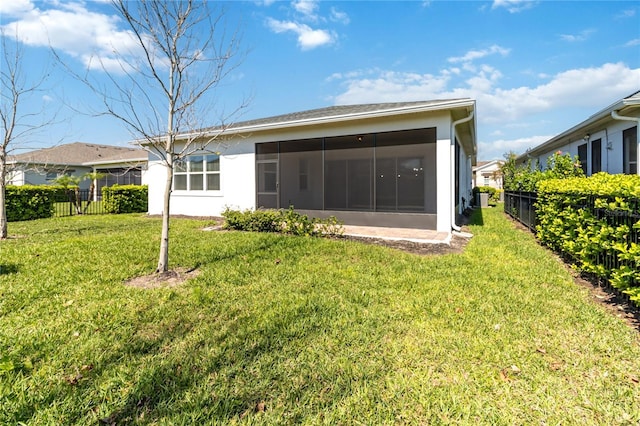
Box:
[54,174,82,215]
[82,171,105,213]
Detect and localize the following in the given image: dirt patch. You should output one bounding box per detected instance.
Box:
[124,267,200,289]
[339,232,471,256]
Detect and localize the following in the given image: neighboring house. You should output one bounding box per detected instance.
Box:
[517,91,640,175]
[473,160,503,189]
[147,99,477,235]
[7,142,148,194]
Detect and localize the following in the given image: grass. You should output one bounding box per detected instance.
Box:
[1,208,639,425]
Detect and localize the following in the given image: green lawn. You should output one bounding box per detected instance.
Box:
[1,209,639,425]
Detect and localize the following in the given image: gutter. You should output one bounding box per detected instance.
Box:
[450,110,475,232]
[611,110,640,175]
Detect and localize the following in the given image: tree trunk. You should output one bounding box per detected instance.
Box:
[83,182,95,214]
[156,159,173,273]
[0,157,7,239]
[74,187,82,214]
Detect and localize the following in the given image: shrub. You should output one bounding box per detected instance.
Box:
[502,151,584,192]
[102,185,148,214]
[222,206,343,237]
[222,208,282,233]
[5,185,60,221]
[536,173,640,304]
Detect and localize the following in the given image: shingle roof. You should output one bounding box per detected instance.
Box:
[203,99,472,133]
[8,142,146,166]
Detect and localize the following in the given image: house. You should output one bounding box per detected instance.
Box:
[147,99,477,234]
[517,91,640,175]
[7,142,148,193]
[473,160,504,189]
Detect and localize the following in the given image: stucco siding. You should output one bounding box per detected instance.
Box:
[145,101,477,234]
[532,120,635,176]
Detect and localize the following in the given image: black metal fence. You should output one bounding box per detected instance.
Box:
[505,190,640,304]
[504,191,537,231]
[53,189,106,217]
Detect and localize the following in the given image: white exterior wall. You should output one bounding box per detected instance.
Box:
[147,109,473,233]
[6,169,25,185]
[436,137,452,233]
[531,120,636,176]
[147,141,255,217]
[473,162,503,189]
[6,167,91,188]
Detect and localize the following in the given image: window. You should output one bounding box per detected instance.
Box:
[591,139,601,174]
[483,175,490,186]
[174,154,220,191]
[577,143,587,175]
[623,126,637,175]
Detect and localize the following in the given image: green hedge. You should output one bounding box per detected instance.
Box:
[5,185,60,222]
[536,173,640,304]
[102,185,148,214]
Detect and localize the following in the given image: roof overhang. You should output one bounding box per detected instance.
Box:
[83,157,148,167]
[160,99,476,141]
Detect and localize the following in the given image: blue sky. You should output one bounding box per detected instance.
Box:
[1,0,639,160]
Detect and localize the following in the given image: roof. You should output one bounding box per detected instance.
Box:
[185,98,476,137]
[8,142,147,167]
[473,159,503,172]
[517,90,640,162]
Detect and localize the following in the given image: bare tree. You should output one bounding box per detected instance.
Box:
[0,30,55,239]
[61,0,247,273]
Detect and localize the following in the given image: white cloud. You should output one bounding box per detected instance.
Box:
[1,1,143,74]
[560,29,595,42]
[330,7,350,25]
[292,0,319,21]
[266,18,335,50]
[625,39,640,47]
[332,70,451,104]
[491,0,538,13]
[448,45,510,63]
[616,8,636,19]
[0,0,34,17]
[267,1,347,50]
[329,62,640,127]
[478,135,551,160]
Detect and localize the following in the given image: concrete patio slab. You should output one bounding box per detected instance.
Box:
[342,225,452,244]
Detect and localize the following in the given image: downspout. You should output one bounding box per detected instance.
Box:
[450,110,475,232]
[611,109,640,175]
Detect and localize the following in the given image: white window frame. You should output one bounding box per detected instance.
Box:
[173,154,221,191]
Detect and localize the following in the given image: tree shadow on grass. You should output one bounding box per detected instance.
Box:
[96,300,333,424]
[0,263,19,275]
[463,207,484,226]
